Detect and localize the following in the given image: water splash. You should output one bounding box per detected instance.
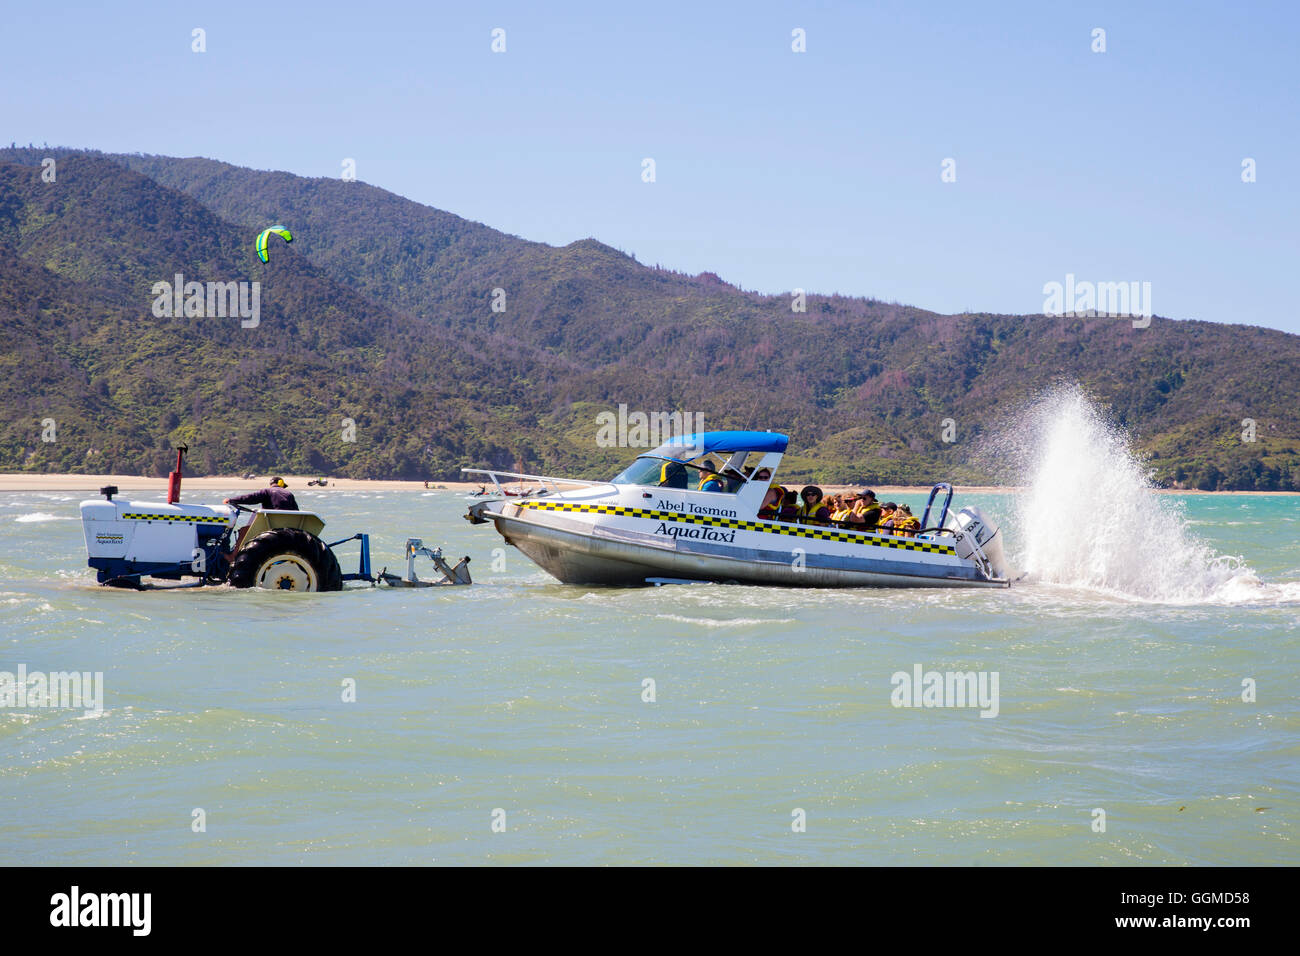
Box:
[998,385,1291,604]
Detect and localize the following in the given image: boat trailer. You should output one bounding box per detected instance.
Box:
[377,538,472,588]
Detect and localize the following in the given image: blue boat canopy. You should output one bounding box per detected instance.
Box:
[648,430,789,460]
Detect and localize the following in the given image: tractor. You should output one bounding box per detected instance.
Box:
[79,448,470,591]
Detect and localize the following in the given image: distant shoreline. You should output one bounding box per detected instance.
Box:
[0,473,1294,496]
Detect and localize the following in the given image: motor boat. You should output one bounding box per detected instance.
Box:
[463,431,1008,588]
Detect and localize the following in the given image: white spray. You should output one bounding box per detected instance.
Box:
[999,385,1271,603]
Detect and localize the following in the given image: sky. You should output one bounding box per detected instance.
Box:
[4,0,1299,332]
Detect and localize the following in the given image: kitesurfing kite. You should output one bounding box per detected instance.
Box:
[256,225,293,263]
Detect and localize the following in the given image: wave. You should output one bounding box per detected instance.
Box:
[656,613,796,628]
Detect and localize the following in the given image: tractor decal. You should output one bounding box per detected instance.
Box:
[120,513,230,524]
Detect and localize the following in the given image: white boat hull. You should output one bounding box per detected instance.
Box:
[471,497,1008,589]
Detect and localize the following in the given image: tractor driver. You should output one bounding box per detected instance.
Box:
[224,476,300,511]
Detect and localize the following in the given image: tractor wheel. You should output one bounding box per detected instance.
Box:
[227,528,343,592]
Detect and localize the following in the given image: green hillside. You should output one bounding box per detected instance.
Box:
[1,147,1298,489]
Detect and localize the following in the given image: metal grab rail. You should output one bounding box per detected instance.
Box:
[461,467,617,498]
[921,482,954,531]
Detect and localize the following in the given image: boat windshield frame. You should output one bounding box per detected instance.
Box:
[610,455,744,491]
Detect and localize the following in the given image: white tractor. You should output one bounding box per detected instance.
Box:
[80,448,470,591]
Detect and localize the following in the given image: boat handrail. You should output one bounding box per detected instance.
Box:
[921,482,954,530]
[461,467,617,498]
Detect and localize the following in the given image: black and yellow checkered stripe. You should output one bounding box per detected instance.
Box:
[516,500,956,555]
[121,513,230,524]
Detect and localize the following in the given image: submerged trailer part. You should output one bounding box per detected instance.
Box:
[378,538,471,587]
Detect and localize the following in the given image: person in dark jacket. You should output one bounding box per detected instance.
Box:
[658,461,689,489]
[224,476,299,511]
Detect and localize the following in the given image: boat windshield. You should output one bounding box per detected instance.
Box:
[610,456,673,486]
[610,456,739,493]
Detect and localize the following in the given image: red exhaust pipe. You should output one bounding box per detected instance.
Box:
[167,445,188,504]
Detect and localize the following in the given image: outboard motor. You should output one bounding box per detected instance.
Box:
[952,506,1008,581]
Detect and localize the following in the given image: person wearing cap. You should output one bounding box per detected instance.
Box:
[696,458,725,493]
[849,490,882,530]
[224,476,300,511]
[877,501,899,532]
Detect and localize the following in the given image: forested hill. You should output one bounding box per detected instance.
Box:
[2,146,1298,489]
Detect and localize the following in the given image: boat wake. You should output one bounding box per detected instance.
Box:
[992,385,1300,605]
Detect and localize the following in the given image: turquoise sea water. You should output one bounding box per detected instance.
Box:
[1,488,1296,865]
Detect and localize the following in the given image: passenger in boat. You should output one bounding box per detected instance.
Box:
[758,485,784,520]
[769,489,790,520]
[798,486,831,525]
[889,504,920,536]
[717,462,746,491]
[846,490,881,530]
[752,467,772,484]
[877,501,899,532]
[658,460,689,489]
[696,459,725,493]
[843,495,869,529]
[829,495,854,528]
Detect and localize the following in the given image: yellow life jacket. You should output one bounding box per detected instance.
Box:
[893,513,920,535]
[830,506,852,522]
[799,500,828,524]
[698,471,723,491]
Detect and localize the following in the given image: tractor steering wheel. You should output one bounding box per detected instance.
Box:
[218,502,257,553]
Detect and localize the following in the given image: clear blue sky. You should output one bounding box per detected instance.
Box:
[5,0,1298,332]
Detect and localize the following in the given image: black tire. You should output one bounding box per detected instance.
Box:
[227,528,343,592]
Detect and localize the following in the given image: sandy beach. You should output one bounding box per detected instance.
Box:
[0,473,475,494]
[0,473,1290,496]
[0,472,965,497]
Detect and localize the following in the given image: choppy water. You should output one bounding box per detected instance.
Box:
[1,483,1295,865]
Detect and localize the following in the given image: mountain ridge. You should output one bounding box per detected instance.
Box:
[1,146,1297,490]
